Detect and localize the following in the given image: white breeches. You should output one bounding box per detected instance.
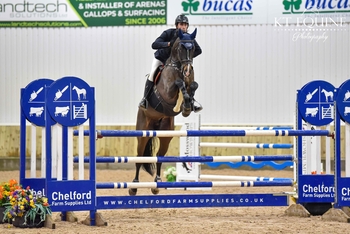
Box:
[148,58,163,82]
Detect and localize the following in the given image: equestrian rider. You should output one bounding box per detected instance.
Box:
[138,14,203,113]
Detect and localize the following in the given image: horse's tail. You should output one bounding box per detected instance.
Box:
[141,138,156,176]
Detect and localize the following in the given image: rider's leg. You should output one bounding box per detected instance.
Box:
[139,58,163,109]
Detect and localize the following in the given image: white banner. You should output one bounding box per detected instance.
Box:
[167,0,350,25]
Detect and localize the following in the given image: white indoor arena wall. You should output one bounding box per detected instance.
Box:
[0,24,349,125]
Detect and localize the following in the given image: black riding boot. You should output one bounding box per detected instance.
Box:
[139,79,154,110]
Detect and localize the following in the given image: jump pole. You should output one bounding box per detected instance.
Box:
[73,155,294,183]
[176,114,328,185]
[176,114,295,183]
[73,155,294,163]
[74,129,332,137]
[96,181,294,189]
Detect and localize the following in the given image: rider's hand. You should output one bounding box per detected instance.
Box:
[169,38,176,47]
[169,29,179,47]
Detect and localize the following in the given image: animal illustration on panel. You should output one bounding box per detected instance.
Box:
[73,86,87,100]
[321,89,333,102]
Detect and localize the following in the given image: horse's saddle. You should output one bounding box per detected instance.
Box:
[148,67,181,116]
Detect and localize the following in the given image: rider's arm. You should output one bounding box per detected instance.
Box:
[151,29,175,49]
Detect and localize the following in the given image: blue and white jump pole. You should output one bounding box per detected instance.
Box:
[74,129,331,137]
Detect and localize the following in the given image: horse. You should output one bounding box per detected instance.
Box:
[72,86,86,100]
[129,29,199,196]
[321,89,333,102]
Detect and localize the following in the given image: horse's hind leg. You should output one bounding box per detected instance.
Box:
[151,137,173,195]
[151,160,163,195]
[129,163,142,196]
[151,117,174,195]
[129,135,152,196]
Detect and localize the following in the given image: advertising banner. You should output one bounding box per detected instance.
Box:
[168,0,350,25]
[168,0,267,25]
[0,0,349,27]
[0,0,167,27]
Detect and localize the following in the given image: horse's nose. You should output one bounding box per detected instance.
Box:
[184,64,192,77]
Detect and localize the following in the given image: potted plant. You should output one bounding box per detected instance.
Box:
[163,166,177,182]
[3,185,52,228]
[0,179,20,224]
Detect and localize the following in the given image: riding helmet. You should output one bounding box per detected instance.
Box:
[175,14,189,26]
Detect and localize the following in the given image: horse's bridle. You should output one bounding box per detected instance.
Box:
[168,39,194,78]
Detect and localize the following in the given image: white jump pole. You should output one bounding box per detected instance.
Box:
[41,127,46,178]
[56,124,63,181]
[325,124,331,174]
[31,124,36,178]
[79,125,85,180]
[200,174,292,182]
[68,127,74,180]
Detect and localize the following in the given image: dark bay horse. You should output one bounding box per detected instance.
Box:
[129,29,199,196]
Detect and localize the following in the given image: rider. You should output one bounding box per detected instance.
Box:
[138,14,203,113]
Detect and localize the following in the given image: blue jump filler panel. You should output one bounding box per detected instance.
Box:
[297,80,336,203]
[335,79,350,207]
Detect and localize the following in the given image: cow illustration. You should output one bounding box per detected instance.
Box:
[55,106,70,117]
[305,107,318,117]
[345,107,350,116]
[29,107,44,117]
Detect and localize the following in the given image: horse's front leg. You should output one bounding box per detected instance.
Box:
[189,81,202,112]
[189,81,198,98]
[175,78,191,117]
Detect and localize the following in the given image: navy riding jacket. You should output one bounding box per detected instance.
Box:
[152,28,202,64]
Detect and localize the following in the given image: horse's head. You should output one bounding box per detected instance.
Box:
[171,28,197,79]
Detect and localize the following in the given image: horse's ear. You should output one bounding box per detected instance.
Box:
[190,28,197,39]
[178,29,184,39]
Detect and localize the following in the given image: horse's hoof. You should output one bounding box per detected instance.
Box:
[151,188,159,195]
[182,109,191,117]
[129,188,137,196]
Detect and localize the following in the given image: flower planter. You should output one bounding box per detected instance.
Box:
[12,213,45,228]
[0,206,5,224]
[0,206,12,224]
[1,180,51,228]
